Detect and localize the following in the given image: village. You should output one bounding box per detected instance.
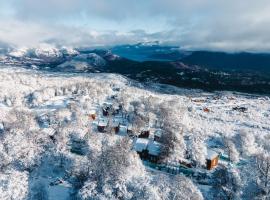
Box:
[1,68,269,199]
[31,85,259,184]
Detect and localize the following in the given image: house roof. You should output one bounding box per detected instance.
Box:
[206,149,219,160]
[148,141,161,156]
[42,128,55,136]
[112,121,120,127]
[98,120,108,126]
[88,110,96,115]
[133,138,162,156]
[133,138,149,152]
[154,129,162,138]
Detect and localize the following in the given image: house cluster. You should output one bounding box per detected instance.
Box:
[89,99,219,171]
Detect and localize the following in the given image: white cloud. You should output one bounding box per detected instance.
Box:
[1,0,270,51]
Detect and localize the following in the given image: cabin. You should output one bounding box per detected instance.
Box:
[147,141,161,163]
[206,149,219,170]
[133,138,149,159]
[203,108,210,113]
[112,121,120,133]
[153,129,162,141]
[133,138,161,163]
[97,120,108,132]
[88,110,96,120]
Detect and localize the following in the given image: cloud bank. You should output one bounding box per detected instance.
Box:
[1,0,270,51]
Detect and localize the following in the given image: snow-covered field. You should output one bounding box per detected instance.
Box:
[0,65,270,200]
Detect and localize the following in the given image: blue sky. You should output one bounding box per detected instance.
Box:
[1,0,270,51]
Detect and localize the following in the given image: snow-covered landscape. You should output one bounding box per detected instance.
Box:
[0,65,269,199]
[2,1,270,199]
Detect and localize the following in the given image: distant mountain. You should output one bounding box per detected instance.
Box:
[111,43,188,62]
[1,44,270,94]
[180,51,270,73]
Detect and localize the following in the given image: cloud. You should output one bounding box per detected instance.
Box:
[1,0,270,51]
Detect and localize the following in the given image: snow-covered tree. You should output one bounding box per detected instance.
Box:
[234,130,256,156]
[211,166,242,200]
[189,136,207,167]
[224,137,240,164]
[156,174,203,200]
[254,152,270,198]
[79,137,148,199]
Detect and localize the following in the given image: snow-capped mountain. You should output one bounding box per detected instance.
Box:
[1,44,270,94]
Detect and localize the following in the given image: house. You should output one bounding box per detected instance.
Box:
[133,138,161,163]
[133,138,149,159]
[147,141,161,163]
[206,149,219,170]
[88,110,96,120]
[203,107,210,113]
[153,129,162,141]
[97,120,108,132]
[112,121,120,133]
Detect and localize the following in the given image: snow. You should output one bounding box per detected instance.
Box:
[34,44,63,58]
[134,138,149,152]
[8,47,29,58]
[42,128,56,136]
[206,149,219,160]
[0,66,269,199]
[148,141,161,156]
[98,119,108,127]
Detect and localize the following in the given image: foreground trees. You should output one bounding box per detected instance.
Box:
[211,166,242,200]
[156,174,203,200]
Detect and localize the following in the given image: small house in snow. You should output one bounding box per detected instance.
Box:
[206,149,219,170]
[133,138,149,159]
[97,120,108,132]
[112,121,120,133]
[133,138,161,163]
[147,141,161,163]
[88,110,96,120]
[153,129,162,141]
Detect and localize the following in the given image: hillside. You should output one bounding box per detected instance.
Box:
[0,66,269,199]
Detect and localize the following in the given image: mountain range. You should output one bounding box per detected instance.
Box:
[1,43,270,94]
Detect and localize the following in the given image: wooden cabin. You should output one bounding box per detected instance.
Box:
[88,110,96,120]
[154,129,162,141]
[97,120,108,132]
[133,138,161,163]
[206,149,219,170]
[112,121,120,133]
[147,141,161,163]
[203,107,210,113]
